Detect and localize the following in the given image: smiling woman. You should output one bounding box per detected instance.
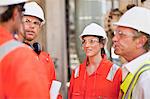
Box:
[68,23,122,99]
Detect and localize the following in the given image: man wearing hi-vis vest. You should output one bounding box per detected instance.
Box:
[0,0,50,98]
[112,7,150,99]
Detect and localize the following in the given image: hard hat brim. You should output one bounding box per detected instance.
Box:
[0,0,28,6]
[24,13,45,24]
[113,22,140,31]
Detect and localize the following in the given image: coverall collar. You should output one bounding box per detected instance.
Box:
[83,55,108,76]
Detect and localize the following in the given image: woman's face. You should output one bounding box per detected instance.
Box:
[81,36,103,57]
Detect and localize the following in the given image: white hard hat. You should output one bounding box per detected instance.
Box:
[0,0,28,6]
[113,7,150,35]
[24,2,45,24]
[80,23,107,39]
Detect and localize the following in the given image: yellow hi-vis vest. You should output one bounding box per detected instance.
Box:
[120,61,150,99]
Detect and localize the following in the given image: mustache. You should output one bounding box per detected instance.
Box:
[26,30,35,34]
[112,43,119,48]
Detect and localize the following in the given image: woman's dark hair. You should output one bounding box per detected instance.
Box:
[97,36,106,55]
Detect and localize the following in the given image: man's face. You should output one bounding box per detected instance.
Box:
[22,15,41,41]
[112,26,138,60]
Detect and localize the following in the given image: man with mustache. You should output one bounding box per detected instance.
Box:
[112,7,150,99]
[22,2,61,98]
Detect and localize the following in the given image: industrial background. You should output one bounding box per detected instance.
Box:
[33,0,150,98]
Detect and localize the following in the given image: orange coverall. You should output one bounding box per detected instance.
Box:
[0,26,50,99]
[39,51,62,99]
[39,51,56,88]
[23,36,62,99]
[68,56,122,99]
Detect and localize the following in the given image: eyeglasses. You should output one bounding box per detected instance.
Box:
[81,39,99,46]
[22,18,41,27]
[113,30,136,38]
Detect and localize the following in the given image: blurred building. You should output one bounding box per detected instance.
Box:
[33,0,149,98]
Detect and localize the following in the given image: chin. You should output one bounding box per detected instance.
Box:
[26,38,34,41]
[86,54,95,57]
[114,50,122,56]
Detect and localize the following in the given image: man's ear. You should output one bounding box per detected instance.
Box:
[137,35,148,48]
[12,7,19,21]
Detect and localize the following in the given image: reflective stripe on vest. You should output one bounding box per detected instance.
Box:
[106,64,119,81]
[0,40,23,61]
[121,61,150,99]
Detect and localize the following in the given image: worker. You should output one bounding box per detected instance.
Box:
[23,1,56,89]
[112,7,150,99]
[68,23,122,99]
[23,2,62,99]
[0,0,50,98]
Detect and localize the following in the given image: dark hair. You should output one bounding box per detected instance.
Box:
[141,0,146,3]
[97,36,106,55]
[0,6,15,22]
[126,4,136,10]
[0,3,25,22]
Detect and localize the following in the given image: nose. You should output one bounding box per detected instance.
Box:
[112,34,119,43]
[29,23,35,29]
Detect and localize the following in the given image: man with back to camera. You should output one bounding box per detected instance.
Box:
[0,0,50,98]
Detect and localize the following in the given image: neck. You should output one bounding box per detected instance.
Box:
[88,53,102,67]
[23,39,35,45]
[23,40,31,44]
[125,49,146,62]
[0,21,15,34]
[86,53,102,75]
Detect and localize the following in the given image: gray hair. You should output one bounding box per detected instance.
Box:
[134,31,150,51]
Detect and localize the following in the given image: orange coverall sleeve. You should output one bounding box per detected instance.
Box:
[68,70,75,99]
[39,52,56,88]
